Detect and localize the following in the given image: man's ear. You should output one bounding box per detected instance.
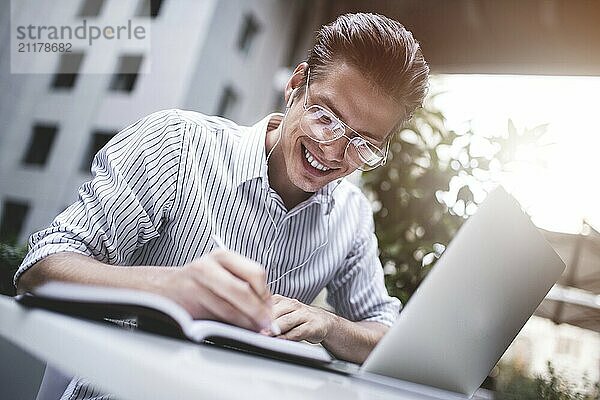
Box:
[284,62,308,106]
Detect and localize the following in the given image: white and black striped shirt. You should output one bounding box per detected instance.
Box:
[16,109,401,400]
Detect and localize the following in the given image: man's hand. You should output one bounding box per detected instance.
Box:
[269,294,390,364]
[153,249,272,332]
[18,251,273,333]
[269,294,335,344]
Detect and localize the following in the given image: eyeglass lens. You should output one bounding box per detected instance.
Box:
[300,105,384,170]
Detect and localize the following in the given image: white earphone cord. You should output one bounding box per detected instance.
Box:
[203,87,338,289]
[264,92,338,288]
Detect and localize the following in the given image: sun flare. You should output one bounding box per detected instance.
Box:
[433,74,600,234]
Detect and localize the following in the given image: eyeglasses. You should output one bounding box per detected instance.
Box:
[299,69,390,171]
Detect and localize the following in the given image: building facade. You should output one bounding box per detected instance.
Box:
[0,0,323,243]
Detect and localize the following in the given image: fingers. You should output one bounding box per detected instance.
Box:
[277,322,311,342]
[270,295,330,343]
[272,295,307,335]
[212,249,270,301]
[271,295,301,319]
[274,309,305,336]
[194,256,271,331]
[188,279,259,331]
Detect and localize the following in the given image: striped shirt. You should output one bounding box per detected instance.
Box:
[16,109,401,400]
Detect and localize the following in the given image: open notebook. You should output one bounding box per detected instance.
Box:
[15,281,333,364]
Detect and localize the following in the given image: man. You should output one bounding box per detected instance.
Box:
[16,12,429,399]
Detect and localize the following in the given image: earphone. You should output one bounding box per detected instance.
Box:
[286,88,298,109]
[198,82,343,290]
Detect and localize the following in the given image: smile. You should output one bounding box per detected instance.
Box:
[303,146,331,172]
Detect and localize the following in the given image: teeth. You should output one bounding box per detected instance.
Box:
[304,148,330,171]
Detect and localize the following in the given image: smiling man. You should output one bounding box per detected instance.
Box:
[15,12,428,399]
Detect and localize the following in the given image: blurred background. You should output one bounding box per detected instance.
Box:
[0,0,599,399]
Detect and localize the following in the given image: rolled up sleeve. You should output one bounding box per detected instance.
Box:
[326,198,402,327]
[14,109,184,286]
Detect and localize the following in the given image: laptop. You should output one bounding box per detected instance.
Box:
[344,186,566,396]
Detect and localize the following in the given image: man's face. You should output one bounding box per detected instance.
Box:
[279,63,402,194]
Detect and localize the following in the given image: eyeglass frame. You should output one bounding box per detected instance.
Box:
[299,68,391,170]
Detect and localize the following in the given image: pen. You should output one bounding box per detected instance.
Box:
[211,234,281,336]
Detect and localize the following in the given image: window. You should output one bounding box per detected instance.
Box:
[0,199,30,242]
[136,0,164,18]
[78,0,104,17]
[216,86,239,119]
[237,14,261,55]
[51,52,85,89]
[109,55,144,92]
[80,130,116,172]
[555,336,581,357]
[21,124,59,167]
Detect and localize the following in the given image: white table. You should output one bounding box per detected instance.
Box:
[0,296,492,400]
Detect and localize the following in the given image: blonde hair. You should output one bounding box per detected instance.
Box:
[303,13,429,121]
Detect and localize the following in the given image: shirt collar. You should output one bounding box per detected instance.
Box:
[233,113,274,188]
[233,113,339,213]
